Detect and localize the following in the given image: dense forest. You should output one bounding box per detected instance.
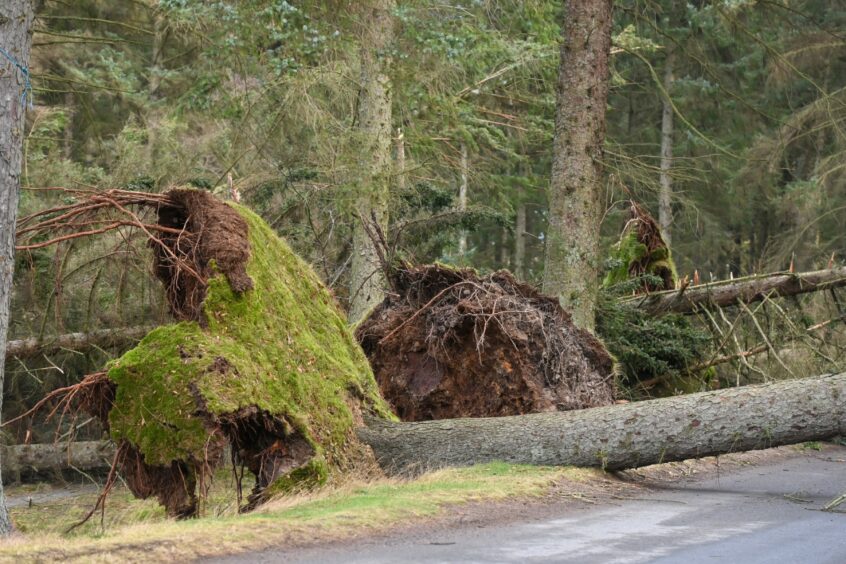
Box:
[1,0,846,543]
[7,0,846,433]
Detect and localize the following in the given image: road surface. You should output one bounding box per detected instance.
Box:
[216,446,846,563]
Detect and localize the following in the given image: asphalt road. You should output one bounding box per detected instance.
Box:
[218,447,846,564]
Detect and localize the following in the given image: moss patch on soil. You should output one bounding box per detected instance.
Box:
[603,201,677,293]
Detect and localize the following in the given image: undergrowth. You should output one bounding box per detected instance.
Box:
[596,276,711,394]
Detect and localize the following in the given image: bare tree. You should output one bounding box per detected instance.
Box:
[0,0,34,535]
[542,0,613,332]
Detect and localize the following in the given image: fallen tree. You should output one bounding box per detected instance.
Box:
[626,266,846,316]
[5,326,152,360]
[25,371,844,476]
[359,372,846,472]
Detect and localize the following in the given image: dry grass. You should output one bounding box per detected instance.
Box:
[2,463,593,563]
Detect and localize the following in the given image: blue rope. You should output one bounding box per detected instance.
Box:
[0,46,33,110]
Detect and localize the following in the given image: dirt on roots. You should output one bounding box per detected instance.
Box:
[74,189,306,517]
[356,264,617,421]
[152,188,253,321]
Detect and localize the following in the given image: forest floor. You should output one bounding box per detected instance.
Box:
[0,444,840,563]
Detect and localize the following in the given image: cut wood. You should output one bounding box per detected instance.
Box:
[359,373,846,472]
[625,266,846,315]
[5,326,152,360]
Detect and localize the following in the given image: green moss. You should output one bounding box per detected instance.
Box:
[107,202,393,488]
[603,227,678,290]
[263,457,330,496]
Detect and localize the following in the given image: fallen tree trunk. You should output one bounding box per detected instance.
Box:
[359,373,846,472]
[625,267,846,316]
[4,441,115,478]
[5,326,152,360]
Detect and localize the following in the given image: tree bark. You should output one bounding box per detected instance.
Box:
[626,266,846,316]
[4,441,115,482]
[348,0,395,322]
[0,0,34,534]
[542,0,613,332]
[5,326,152,360]
[359,373,846,473]
[658,50,674,248]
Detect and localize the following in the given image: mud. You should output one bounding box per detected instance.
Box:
[152,188,253,321]
[356,265,616,421]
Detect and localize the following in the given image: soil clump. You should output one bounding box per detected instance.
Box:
[356,264,617,421]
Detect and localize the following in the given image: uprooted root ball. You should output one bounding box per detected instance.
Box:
[56,188,394,517]
[356,264,617,421]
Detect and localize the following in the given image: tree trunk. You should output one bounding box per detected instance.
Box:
[348,0,395,322]
[626,266,846,316]
[458,142,468,257]
[4,441,115,482]
[542,0,613,333]
[0,0,34,535]
[5,326,152,360]
[658,50,674,248]
[359,373,846,473]
[514,203,527,279]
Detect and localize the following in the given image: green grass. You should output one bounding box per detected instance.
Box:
[3,463,596,562]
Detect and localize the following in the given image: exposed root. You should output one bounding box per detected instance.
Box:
[66,442,127,533]
[214,407,315,512]
[3,370,109,431]
[605,201,677,293]
[15,187,252,322]
[152,189,252,320]
[17,186,382,520]
[357,264,616,421]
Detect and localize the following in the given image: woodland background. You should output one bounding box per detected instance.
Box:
[7,0,846,445]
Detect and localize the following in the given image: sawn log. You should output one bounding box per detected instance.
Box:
[359,373,846,472]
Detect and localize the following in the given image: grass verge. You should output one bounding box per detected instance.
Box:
[2,463,596,562]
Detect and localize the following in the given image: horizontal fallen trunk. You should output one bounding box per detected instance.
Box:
[359,373,846,472]
[625,267,846,315]
[4,441,115,477]
[5,326,152,360]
